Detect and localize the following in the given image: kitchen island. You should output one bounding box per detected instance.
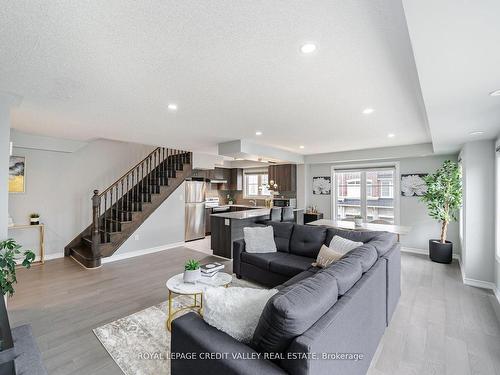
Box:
[210,207,303,259]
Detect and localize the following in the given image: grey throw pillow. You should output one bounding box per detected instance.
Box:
[244,226,277,253]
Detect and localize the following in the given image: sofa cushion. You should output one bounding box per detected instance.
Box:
[244,226,277,253]
[240,252,284,271]
[323,257,363,295]
[370,232,397,256]
[289,225,326,258]
[325,228,378,246]
[269,254,314,277]
[252,270,338,354]
[343,244,378,273]
[266,222,294,253]
[279,268,319,289]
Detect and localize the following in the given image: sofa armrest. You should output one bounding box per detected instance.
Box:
[171,312,286,375]
[233,239,246,276]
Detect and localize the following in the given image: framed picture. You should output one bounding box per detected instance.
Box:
[401,173,427,197]
[9,156,26,193]
[312,176,331,195]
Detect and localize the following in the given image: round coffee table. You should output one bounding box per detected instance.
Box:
[165,272,232,331]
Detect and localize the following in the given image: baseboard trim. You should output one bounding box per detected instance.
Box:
[44,252,65,261]
[462,277,497,290]
[401,246,461,260]
[101,242,185,264]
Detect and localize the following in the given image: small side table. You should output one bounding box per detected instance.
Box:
[7,224,45,265]
[165,272,232,331]
[304,212,323,225]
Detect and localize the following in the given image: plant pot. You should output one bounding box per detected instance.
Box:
[429,239,452,264]
[30,218,39,225]
[228,201,234,205]
[183,269,201,283]
[354,218,363,227]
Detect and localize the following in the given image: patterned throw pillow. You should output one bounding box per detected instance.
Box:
[312,244,343,268]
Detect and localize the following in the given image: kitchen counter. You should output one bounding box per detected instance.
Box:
[211,207,304,219]
[210,207,304,258]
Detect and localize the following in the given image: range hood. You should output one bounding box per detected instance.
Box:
[217,139,304,164]
[210,179,227,184]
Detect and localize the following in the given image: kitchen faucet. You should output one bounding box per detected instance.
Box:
[249,199,257,206]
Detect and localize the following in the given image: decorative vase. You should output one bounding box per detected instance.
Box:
[183,268,201,283]
[429,240,452,264]
[228,200,234,205]
[30,218,39,225]
[354,218,363,227]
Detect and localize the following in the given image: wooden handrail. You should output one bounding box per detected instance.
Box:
[98,147,162,197]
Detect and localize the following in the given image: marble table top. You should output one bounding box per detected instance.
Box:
[166,272,232,294]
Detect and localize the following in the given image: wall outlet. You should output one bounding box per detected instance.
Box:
[134,234,140,241]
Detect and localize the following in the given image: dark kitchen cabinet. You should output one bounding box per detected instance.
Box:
[229,168,243,190]
[205,208,212,235]
[268,164,297,192]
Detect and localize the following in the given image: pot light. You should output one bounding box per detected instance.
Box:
[299,145,305,149]
[167,103,178,111]
[362,108,374,115]
[255,131,263,136]
[300,43,317,54]
[387,133,395,138]
[489,89,500,96]
[469,130,484,136]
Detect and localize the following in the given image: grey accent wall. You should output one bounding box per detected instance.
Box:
[305,154,460,254]
[8,137,154,257]
[113,182,186,255]
[460,140,495,284]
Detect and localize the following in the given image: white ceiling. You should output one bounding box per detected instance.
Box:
[3,1,497,156]
[0,0,433,156]
[403,0,500,153]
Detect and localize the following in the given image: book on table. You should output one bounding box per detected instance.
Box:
[200,262,224,274]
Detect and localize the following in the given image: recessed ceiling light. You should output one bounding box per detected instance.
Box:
[167,103,178,111]
[300,43,317,54]
[387,133,395,138]
[299,145,305,149]
[255,131,263,136]
[362,108,374,115]
[469,130,484,136]
[489,89,500,96]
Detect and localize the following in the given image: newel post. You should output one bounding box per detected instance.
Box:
[91,190,100,257]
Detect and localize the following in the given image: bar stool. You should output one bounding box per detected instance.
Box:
[281,206,295,223]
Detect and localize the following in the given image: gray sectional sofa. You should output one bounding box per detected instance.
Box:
[171,222,401,375]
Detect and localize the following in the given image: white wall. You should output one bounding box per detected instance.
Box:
[305,154,460,254]
[460,140,495,284]
[0,99,11,241]
[8,136,154,257]
[113,182,186,256]
[494,138,500,297]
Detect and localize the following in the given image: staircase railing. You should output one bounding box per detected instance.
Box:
[90,147,191,258]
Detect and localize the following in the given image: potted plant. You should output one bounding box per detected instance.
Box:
[354,215,363,227]
[226,194,234,205]
[420,160,462,263]
[183,259,201,283]
[0,239,36,305]
[29,213,40,225]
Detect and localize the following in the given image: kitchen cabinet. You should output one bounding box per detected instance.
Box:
[268,164,297,192]
[229,168,243,190]
[205,208,212,235]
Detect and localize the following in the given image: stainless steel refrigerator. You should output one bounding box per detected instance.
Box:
[185,180,206,241]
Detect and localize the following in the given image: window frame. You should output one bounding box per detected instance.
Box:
[331,162,400,224]
[243,168,271,199]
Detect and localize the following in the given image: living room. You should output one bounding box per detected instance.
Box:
[1,1,500,375]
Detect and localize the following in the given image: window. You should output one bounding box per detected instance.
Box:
[334,166,398,224]
[243,169,271,198]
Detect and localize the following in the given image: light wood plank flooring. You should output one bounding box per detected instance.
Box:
[8,248,500,375]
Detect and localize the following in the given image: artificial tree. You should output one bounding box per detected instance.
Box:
[0,239,35,297]
[420,160,462,262]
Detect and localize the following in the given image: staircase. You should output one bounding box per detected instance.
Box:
[65,148,192,268]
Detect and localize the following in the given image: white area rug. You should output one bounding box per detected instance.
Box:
[93,277,261,375]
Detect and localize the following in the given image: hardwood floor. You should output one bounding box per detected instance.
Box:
[8,248,500,375]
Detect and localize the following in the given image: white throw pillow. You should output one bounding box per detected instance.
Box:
[243,226,277,253]
[203,287,278,343]
[329,235,363,255]
[312,244,344,268]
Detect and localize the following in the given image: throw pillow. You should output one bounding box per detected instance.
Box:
[329,235,363,255]
[244,226,277,253]
[203,286,278,343]
[312,244,343,268]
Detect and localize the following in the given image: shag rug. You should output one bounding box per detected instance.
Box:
[93,277,262,375]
